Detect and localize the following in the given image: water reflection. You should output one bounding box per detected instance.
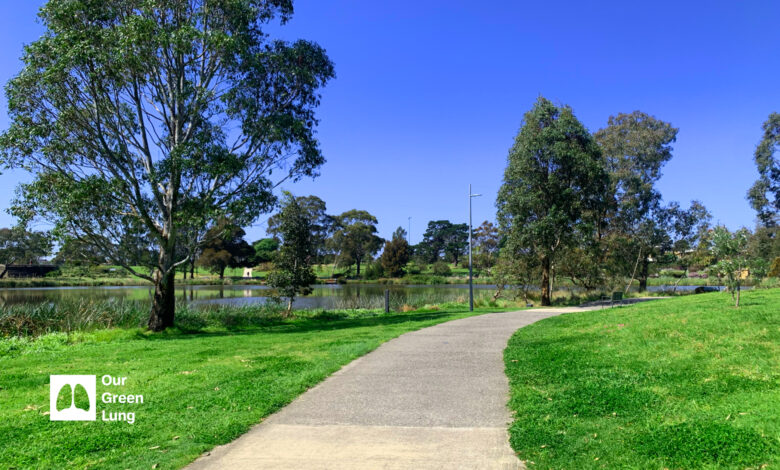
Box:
[0,283,729,310]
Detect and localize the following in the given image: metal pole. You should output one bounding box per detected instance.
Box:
[468,185,482,312]
[384,289,390,313]
[469,184,473,311]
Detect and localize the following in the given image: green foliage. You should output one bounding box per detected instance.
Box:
[747,113,780,227]
[709,226,765,306]
[267,195,332,262]
[405,262,423,275]
[505,289,780,469]
[266,193,317,312]
[595,111,680,290]
[497,97,608,305]
[0,0,334,329]
[658,268,686,278]
[52,237,106,266]
[329,210,383,277]
[380,228,410,277]
[472,220,499,272]
[748,225,780,266]
[252,238,280,263]
[420,220,468,265]
[363,260,385,280]
[493,251,538,303]
[197,220,254,279]
[431,260,452,276]
[770,257,780,277]
[0,227,52,266]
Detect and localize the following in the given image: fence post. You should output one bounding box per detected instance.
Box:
[384,289,390,313]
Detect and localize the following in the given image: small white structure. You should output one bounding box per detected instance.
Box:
[243,267,253,278]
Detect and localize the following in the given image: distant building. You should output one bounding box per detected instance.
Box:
[243,267,253,278]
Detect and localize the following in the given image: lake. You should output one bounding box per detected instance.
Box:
[0,283,722,310]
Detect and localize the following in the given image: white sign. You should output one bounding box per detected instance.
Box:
[49,375,96,421]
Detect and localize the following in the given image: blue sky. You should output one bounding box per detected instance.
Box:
[1,0,778,244]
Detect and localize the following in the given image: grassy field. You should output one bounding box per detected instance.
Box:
[0,304,509,469]
[505,289,780,469]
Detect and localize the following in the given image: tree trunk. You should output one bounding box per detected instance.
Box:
[189,260,195,279]
[638,258,649,292]
[219,266,225,279]
[148,267,175,331]
[355,257,361,277]
[541,256,551,306]
[735,284,741,307]
[625,247,642,295]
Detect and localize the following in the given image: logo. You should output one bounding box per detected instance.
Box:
[49,375,96,421]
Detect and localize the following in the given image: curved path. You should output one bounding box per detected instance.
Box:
[188,307,593,470]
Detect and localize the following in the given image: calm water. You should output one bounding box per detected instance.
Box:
[0,283,721,310]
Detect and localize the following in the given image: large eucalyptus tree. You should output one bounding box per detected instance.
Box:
[595,111,678,291]
[0,0,334,330]
[497,97,608,306]
[748,113,780,228]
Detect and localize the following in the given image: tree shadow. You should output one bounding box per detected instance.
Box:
[133,311,455,341]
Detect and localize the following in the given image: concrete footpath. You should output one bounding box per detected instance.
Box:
[187,307,591,470]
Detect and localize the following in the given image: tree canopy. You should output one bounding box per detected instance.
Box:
[0,227,52,268]
[747,113,780,228]
[197,221,255,279]
[267,195,332,262]
[420,220,468,265]
[380,226,410,277]
[266,193,316,313]
[329,210,382,277]
[0,0,334,330]
[497,97,608,305]
[595,111,679,290]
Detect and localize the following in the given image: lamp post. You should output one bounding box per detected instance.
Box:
[469,184,482,311]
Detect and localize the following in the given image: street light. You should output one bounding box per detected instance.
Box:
[469,184,482,311]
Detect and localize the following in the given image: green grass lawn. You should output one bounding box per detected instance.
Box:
[505,289,780,469]
[0,305,506,469]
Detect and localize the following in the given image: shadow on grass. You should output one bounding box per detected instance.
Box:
[136,311,457,342]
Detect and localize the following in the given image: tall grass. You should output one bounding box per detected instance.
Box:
[0,288,521,339]
[328,288,512,311]
[0,299,148,337]
[0,300,290,337]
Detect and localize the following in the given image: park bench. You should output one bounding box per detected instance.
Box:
[601,291,624,308]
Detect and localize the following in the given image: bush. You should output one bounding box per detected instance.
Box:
[363,261,384,280]
[402,274,447,285]
[406,262,422,275]
[769,257,780,277]
[404,261,423,274]
[432,261,452,276]
[659,269,686,278]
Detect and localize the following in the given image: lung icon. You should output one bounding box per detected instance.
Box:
[50,375,96,421]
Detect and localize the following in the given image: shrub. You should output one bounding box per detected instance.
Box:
[769,257,780,277]
[363,261,385,280]
[431,261,452,276]
[406,262,422,275]
[659,269,686,278]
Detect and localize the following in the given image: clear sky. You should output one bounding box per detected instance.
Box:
[1,0,778,244]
